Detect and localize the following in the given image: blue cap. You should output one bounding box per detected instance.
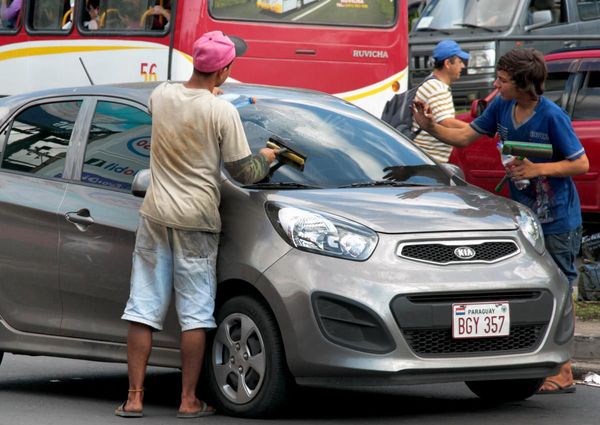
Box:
[432,40,470,62]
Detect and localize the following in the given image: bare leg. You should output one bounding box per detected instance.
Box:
[124,322,152,412]
[178,328,213,414]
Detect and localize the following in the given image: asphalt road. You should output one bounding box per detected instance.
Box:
[0,353,597,425]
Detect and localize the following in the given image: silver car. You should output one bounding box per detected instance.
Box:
[0,83,573,417]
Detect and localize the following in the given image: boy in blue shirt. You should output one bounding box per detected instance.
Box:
[412,48,589,395]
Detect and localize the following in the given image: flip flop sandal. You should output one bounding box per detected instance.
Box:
[115,401,144,418]
[115,388,144,418]
[536,379,577,395]
[176,400,216,418]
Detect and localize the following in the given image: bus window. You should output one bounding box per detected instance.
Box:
[28,0,72,31]
[209,0,396,27]
[0,0,22,31]
[82,0,170,32]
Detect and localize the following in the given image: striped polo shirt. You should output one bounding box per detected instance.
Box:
[411,77,455,162]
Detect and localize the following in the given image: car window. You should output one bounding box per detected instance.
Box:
[577,0,600,20]
[233,94,451,188]
[0,101,81,178]
[545,71,569,106]
[572,71,600,121]
[81,101,151,191]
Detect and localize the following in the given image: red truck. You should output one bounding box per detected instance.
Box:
[450,47,600,231]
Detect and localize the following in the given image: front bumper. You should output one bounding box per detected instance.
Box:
[256,230,573,389]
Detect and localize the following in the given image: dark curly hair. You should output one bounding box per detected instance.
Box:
[497,48,547,100]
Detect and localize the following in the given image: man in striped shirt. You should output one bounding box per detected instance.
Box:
[412,40,470,162]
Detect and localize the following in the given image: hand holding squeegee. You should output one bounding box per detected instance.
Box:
[266,135,306,171]
[495,141,553,192]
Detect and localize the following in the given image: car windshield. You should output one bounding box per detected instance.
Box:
[229,93,451,188]
[415,0,519,31]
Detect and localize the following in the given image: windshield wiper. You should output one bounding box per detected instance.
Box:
[455,23,496,32]
[243,182,320,189]
[338,180,435,189]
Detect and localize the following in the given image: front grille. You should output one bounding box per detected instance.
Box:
[398,240,519,265]
[402,324,546,357]
[411,55,432,71]
[391,290,553,358]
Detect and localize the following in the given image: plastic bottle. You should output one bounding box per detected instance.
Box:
[498,142,530,190]
[220,93,256,109]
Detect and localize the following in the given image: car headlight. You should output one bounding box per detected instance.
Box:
[515,206,545,254]
[266,203,378,261]
[467,49,496,75]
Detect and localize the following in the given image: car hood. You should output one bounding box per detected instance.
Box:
[267,186,520,234]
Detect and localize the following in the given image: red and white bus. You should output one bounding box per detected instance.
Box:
[0,0,408,115]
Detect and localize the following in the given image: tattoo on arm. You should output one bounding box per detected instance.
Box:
[225,154,270,184]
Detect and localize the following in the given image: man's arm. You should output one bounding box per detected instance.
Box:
[439,117,469,129]
[510,154,589,180]
[224,148,277,184]
[412,100,480,147]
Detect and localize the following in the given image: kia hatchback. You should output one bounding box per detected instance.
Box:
[0,82,573,417]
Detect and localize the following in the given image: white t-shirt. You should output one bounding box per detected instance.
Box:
[140,82,252,232]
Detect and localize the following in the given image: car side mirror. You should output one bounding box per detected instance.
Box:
[131,169,150,198]
[524,10,552,31]
[470,99,488,118]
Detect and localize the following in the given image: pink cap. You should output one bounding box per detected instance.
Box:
[192,31,246,73]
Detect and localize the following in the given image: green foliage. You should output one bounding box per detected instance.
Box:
[378,0,395,19]
[575,301,600,321]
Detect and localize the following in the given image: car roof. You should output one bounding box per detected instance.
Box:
[0,81,336,112]
[546,46,600,62]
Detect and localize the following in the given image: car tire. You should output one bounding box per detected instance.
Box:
[207,295,292,418]
[465,377,544,402]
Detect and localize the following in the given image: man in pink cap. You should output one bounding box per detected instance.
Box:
[116,31,277,418]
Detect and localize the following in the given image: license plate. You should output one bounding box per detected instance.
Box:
[452,302,510,339]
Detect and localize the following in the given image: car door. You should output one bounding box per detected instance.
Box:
[569,61,600,216]
[0,99,82,334]
[58,97,179,346]
[526,0,580,51]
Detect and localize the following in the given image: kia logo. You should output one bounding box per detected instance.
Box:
[454,247,476,260]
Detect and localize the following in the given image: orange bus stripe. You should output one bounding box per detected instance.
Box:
[0,45,158,62]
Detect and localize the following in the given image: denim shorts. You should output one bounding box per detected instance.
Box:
[544,226,582,289]
[122,216,219,331]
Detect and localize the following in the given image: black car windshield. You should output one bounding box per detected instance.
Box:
[414,0,519,31]
[230,93,451,188]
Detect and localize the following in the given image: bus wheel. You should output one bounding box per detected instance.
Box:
[207,295,292,418]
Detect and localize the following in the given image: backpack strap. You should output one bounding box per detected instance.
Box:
[412,74,439,137]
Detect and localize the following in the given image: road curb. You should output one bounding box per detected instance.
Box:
[573,329,600,379]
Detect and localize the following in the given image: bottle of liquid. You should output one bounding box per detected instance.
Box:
[219,93,256,109]
[498,142,530,190]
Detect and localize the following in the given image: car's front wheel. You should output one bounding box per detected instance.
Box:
[465,377,544,401]
[207,295,292,418]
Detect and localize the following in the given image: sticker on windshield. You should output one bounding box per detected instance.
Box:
[416,16,433,29]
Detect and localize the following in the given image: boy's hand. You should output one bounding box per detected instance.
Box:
[411,99,434,131]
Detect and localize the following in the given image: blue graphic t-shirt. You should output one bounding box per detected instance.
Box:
[471,96,585,235]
